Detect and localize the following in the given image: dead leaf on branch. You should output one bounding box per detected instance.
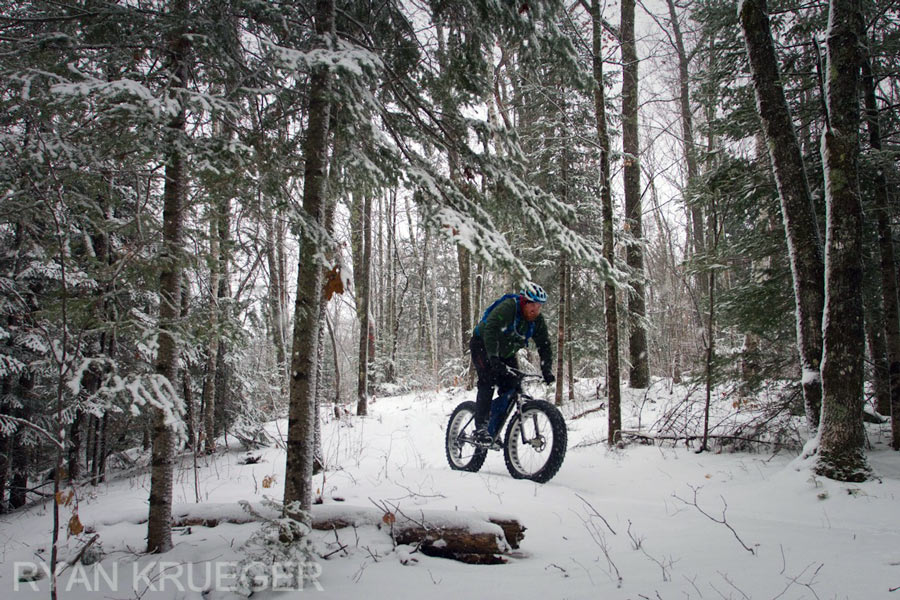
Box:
[323,265,345,300]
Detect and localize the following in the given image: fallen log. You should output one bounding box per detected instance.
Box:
[311,504,525,562]
[167,502,526,564]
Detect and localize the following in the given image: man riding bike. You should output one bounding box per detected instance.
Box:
[469,281,556,444]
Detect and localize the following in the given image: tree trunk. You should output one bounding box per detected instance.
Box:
[265,195,287,374]
[665,0,704,259]
[622,0,649,389]
[314,175,339,475]
[68,409,84,481]
[213,200,232,443]
[863,241,891,417]
[591,0,622,445]
[555,259,566,406]
[566,266,575,402]
[202,203,221,455]
[147,0,188,553]
[458,245,472,383]
[357,193,373,416]
[739,0,825,431]
[180,283,195,450]
[815,0,871,481]
[283,0,334,523]
[0,380,9,512]
[9,375,32,509]
[326,313,342,418]
[862,53,900,447]
[98,413,108,483]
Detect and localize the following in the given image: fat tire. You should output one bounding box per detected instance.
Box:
[445,401,488,473]
[503,400,567,483]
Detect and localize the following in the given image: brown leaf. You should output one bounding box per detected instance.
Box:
[262,475,275,489]
[68,514,84,536]
[323,265,345,300]
[382,512,396,525]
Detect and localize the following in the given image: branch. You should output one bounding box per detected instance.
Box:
[0,415,64,450]
[672,486,756,555]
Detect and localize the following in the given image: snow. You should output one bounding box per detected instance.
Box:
[2,381,898,599]
[801,367,821,386]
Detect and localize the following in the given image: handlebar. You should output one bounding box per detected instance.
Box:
[506,367,545,381]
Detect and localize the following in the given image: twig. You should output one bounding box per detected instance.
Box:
[59,534,100,573]
[570,404,606,420]
[672,486,756,555]
[576,493,617,535]
[627,520,672,582]
[717,571,751,600]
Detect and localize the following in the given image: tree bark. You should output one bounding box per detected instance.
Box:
[283,0,334,523]
[147,0,188,553]
[591,0,622,445]
[555,258,566,406]
[862,241,891,417]
[356,194,372,416]
[739,0,825,431]
[202,204,220,454]
[265,196,287,371]
[815,0,871,481]
[622,0,649,389]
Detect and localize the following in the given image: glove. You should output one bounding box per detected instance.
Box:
[490,357,516,389]
[490,356,508,380]
[542,365,556,385]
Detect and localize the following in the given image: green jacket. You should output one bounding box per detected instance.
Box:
[473,296,553,367]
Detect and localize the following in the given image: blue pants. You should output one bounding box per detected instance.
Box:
[469,335,517,428]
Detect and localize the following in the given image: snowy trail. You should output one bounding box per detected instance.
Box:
[1,385,898,599]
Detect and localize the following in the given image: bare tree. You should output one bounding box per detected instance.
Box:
[665,0,704,259]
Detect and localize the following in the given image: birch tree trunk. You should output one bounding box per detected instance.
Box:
[147,0,189,553]
[739,0,825,431]
[815,0,871,481]
[591,0,622,445]
[283,0,334,522]
[622,0,649,389]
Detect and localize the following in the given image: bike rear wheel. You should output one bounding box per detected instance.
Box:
[503,400,567,483]
[445,401,488,472]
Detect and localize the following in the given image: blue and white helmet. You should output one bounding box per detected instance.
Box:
[520,281,548,303]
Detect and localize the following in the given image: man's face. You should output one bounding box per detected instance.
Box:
[522,301,542,321]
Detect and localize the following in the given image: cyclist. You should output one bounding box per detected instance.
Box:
[470,281,555,443]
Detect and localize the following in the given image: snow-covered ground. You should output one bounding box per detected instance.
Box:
[2,380,898,599]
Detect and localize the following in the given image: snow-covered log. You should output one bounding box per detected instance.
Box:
[311,505,525,563]
[162,502,525,564]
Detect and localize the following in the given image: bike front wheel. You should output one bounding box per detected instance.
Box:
[445,401,488,472]
[503,400,567,483]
